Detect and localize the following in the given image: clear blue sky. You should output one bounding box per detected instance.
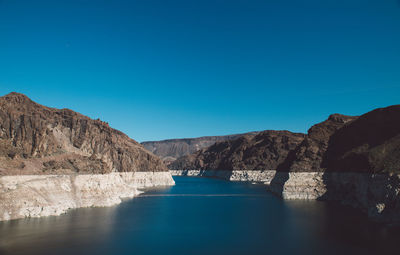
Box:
[0,0,399,142]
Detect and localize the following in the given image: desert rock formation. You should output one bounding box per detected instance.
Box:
[0,92,167,175]
[141,131,260,164]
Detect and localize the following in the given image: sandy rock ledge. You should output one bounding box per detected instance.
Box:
[0,172,175,221]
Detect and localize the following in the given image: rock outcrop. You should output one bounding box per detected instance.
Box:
[0,172,174,221]
[0,92,174,221]
[269,105,400,223]
[171,105,400,223]
[0,92,167,175]
[170,169,277,183]
[322,105,400,173]
[276,113,358,172]
[141,131,260,165]
[169,130,305,170]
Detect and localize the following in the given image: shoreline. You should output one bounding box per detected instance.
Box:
[0,171,175,221]
[170,169,400,223]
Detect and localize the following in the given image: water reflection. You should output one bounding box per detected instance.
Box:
[284,200,400,254]
[1,177,400,255]
[0,206,118,255]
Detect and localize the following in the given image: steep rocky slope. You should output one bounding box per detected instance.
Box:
[170,130,305,170]
[276,113,358,172]
[0,92,174,221]
[269,105,400,222]
[275,105,400,174]
[322,105,400,173]
[0,92,167,175]
[141,131,259,164]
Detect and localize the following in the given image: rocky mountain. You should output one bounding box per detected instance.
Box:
[277,105,400,174]
[0,92,167,175]
[170,105,400,174]
[141,131,260,164]
[169,130,305,170]
[322,105,400,173]
[267,105,400,222]
[277,113,358,172]
[171,105,400,222]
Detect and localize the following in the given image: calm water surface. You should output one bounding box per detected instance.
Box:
[1,176,400,255]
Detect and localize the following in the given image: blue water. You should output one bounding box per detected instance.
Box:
[1,176,400,255]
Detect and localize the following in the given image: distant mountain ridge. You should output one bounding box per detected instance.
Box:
[169,130,305,170]
[141,131,260,164]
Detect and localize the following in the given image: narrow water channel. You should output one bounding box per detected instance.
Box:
[1,176,399,255]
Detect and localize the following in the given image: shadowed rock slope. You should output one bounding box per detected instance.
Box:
[322,105,400,174]
[276,113,358,172]
[268,105,400,222]
[0,92,167,175]
[170,131,305,170]
[142,131,260,164]
[277,105,400,174]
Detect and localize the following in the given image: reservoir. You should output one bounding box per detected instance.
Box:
[1,176,399,255]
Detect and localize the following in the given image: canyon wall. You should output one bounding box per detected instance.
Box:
[170,169,277,183]
[0,92,167,176]
[0,92,174,221]
[170,105,400,223]
[270,105,400,222]
[0,171,174,221]
[269,171,400,223]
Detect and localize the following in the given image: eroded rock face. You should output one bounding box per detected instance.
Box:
[170,105,400,223]
[0,172,175,221]
[141,132,260,165]
[277,114,358,172]
[170,169,277,183]
[0,92,167,175]
[268,105,400,223]
[322,105,400,173]
[170,131,305,170]
[268,171,400,223]
[278,105,400,174]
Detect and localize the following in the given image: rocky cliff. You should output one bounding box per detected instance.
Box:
[0,92,174,221]
[141,131,259,164]
[171,105,400,223]
[276,113,358,172]
[272,105,400,175]
[269,105,400,223]
[0,172,174,221]
[0,92,167,175]
[169,130,305,170]
[322,105,400,173]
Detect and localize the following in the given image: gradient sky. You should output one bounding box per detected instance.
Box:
[0,0,399,142]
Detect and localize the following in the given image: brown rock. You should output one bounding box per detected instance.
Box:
[0,92,167,175]
[277,113,358,172]
[141,131,260,165]
[323,105,400,173]
[279,104,400,173]
[170,130,305,170]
